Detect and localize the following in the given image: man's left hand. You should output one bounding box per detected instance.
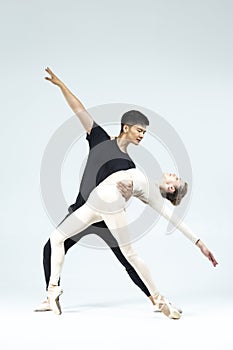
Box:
[117,181,133,201]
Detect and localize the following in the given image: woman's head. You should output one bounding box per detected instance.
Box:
[160,173,188,206]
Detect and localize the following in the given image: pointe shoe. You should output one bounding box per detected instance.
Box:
[47,286,63,315]
[153,294,182,319]
[153,300,182,314]
[34,299,52,312]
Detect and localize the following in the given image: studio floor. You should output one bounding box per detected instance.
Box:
[0,295,232,350]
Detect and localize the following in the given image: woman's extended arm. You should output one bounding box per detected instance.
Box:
[153,199,218,266]
[135,179,219,267]
[160,204,217,266]
[45,67,93,134]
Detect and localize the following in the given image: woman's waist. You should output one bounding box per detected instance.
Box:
[101,170,133,185]
[88,183,126,214]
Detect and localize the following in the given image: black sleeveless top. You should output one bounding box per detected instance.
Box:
[69,122,135,212]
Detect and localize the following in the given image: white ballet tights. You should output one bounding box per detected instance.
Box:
[49,203,159,295]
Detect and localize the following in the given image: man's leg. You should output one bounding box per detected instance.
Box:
[43,239,53,290]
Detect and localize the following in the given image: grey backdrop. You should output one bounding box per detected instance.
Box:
[0,0,232,305]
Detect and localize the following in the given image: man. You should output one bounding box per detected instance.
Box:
[36,67,160,312]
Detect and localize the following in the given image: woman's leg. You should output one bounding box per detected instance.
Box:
[43,213,73,290]
[94,226,151,297]
[49,204,101,286]
[42,214,150,296]
[101,210,181,319]
[101,211,159,296]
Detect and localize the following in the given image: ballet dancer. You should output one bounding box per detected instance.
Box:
[47,167,218,318]
[36,68,159,312]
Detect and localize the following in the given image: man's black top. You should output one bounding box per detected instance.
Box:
[68,122,135,213]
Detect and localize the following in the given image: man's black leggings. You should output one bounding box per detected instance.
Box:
[43,214,150,297]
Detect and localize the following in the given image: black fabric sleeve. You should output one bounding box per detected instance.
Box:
[86,121,110,149]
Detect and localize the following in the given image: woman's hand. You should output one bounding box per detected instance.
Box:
[117,181,133,201]
[196,240,218,267]
[45,67,63,87]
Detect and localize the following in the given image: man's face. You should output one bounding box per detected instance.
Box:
[124,124,147,145]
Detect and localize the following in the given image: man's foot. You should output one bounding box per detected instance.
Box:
[34,299,52,312]
[47,285,63,315]
[152,294,182,319]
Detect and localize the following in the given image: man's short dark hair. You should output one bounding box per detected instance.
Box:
[120,110,149,133]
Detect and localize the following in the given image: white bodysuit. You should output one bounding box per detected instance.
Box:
[49,169,199,293]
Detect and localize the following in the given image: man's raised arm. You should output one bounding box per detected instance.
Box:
[45,67,93,134]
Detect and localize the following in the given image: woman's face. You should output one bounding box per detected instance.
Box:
[163,173,182,191]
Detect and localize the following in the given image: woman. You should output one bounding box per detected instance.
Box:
[48,169,218,318]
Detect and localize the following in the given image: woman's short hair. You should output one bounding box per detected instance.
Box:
[163,182,188,206]
[120,110,149,133]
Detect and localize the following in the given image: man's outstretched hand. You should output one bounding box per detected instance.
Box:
[196,240,218,267]
[45,67,63,87]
